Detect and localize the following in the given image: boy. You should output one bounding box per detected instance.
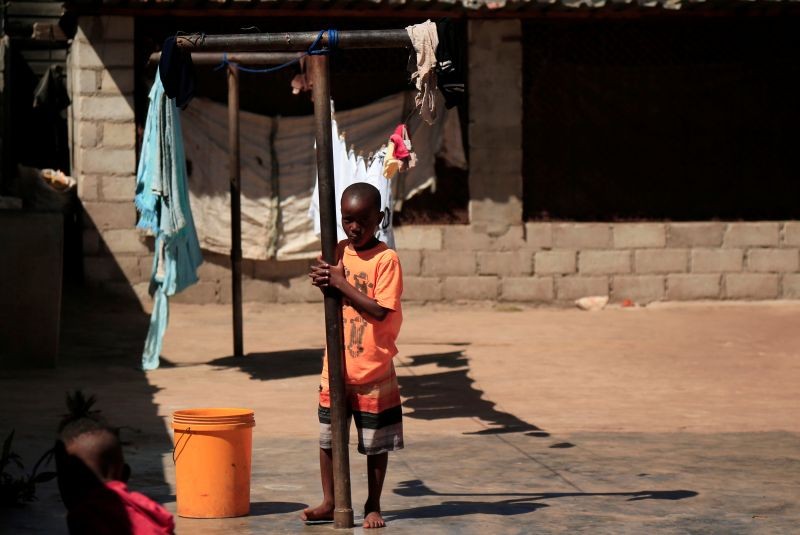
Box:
[303,182,404,529]
[56,417,175,535]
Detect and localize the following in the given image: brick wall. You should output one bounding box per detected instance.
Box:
[393,222,800,304]
[69,16,148,301]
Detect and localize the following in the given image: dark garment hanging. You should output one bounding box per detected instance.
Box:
[33,65,71,112]
[159,36,196,109]
[435,19,465,110]
[29,64,71,173]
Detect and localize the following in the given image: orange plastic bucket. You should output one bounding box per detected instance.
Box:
[172,408,255,518]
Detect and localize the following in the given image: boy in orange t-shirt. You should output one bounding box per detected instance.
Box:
[303,182,403,529]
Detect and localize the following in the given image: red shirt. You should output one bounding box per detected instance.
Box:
[68,480,175,535]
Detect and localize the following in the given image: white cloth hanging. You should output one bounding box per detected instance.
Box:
[364,150,396,249]
[308,117,396,249]
[181,92,466,260]
[308,117,356,243]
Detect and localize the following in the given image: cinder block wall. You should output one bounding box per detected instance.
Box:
[391,222,800,304]
[69,16,149,301]
[172,222,800,305]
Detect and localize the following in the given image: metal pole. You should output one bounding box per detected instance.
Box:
[228,64,244,358]
[148,51,303,66]
[308,54,354,530]
[176,29,411,52]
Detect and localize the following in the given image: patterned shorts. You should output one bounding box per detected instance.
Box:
[318,371,404,456]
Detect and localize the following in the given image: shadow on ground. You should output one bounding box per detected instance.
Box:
[387,479,698,520]
[207,349,552,439]
[208,349,324,380]
[398,351,551,437]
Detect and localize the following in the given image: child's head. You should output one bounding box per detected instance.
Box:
[341,183,383,249]
[60,418,126,483]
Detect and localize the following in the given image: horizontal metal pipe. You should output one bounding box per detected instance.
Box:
[148,51,304,66]
[175,29,411,52]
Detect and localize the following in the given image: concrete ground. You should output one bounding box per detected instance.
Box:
[2,293,800,534]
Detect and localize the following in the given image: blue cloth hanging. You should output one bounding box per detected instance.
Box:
[135,71,203,370]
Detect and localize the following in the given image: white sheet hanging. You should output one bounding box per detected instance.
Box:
[181,92,466,260]
[307,120,396,249]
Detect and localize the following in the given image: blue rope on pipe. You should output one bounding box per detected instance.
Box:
[212,29,339,74]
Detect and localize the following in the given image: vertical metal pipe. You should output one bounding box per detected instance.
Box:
[308,54,354,530]
[228,64,244,358]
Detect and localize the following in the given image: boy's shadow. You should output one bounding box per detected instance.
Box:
[387,479,698,520]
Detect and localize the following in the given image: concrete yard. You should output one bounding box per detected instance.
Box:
[2,294,800,534]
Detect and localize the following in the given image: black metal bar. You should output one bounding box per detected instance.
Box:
[228,64,244,359]
[148,51,303,66]
[175,29,411,52]
[308,54,353,530]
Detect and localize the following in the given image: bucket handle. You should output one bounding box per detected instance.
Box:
[172,427,191,464]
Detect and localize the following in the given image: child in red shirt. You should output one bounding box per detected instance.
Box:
[56,418,175,535]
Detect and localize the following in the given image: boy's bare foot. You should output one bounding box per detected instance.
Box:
[364,500,385,529]
[363,510,385,529]
[300,502,334,523]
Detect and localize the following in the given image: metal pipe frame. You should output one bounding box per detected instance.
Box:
[154,29,413,528]
[148,51,303,66]
[227,64,244,359]
[308,54,354,529]
[175,29,411,52]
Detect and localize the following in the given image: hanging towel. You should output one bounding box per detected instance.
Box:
[135,71,203,371]
[406,20,440,126]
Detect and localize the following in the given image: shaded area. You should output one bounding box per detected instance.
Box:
[523,16,800,221]
[387,499,548,520]
[207,348,550,439]
[389,479,697,520]
[395,479,698,501]
[249,501,308,516]
[207,349,324,381]
[0,283,171,533]
[399,351,549,437]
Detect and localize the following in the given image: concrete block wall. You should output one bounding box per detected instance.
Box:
[106,222,800,307]
[69,16,146,298]
[386,222,800,305]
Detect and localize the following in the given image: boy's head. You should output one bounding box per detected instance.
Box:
[341,183,383,249]
[60,418,126,483]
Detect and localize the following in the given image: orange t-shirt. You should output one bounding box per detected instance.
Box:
[321,240,403,386]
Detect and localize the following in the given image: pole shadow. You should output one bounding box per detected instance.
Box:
[207,349,324,381]
[387,479,698,521]
[398,351,550,437]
